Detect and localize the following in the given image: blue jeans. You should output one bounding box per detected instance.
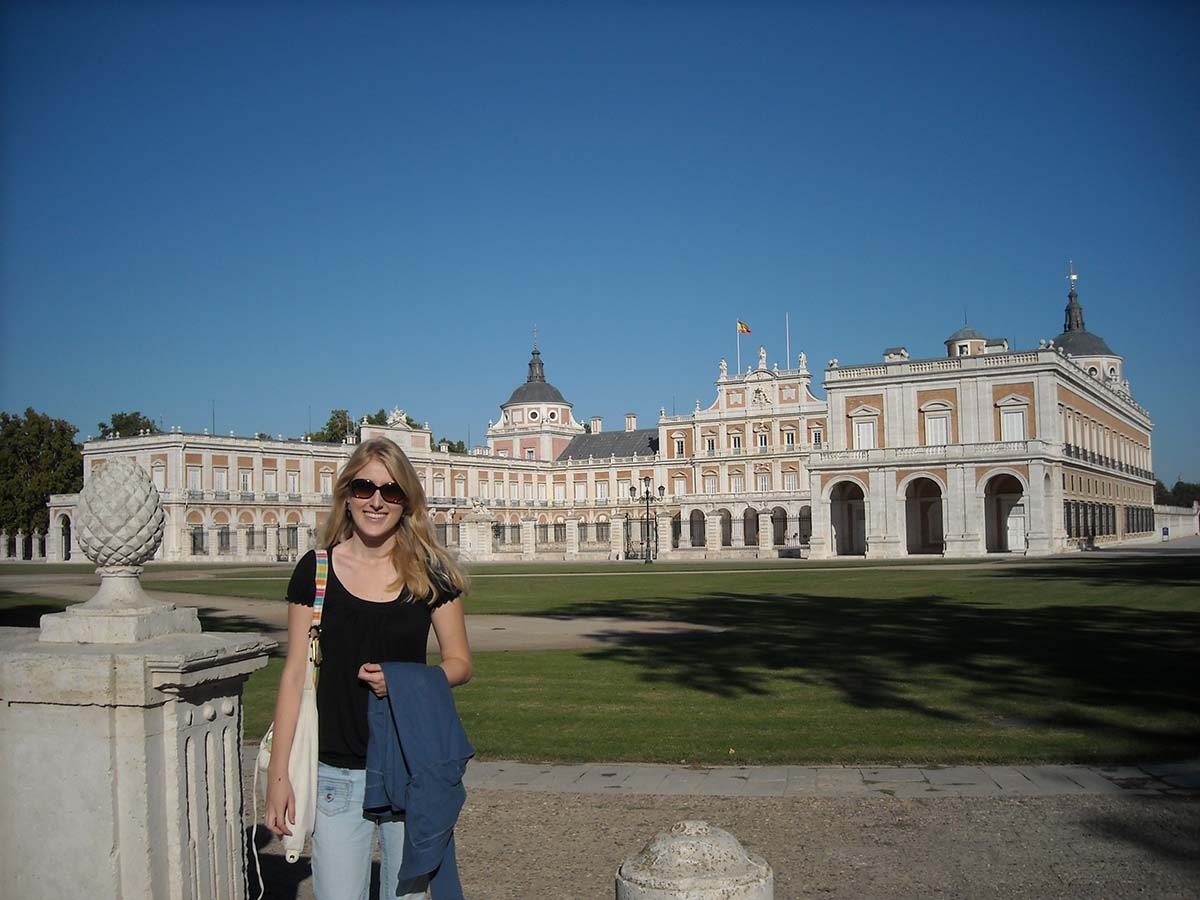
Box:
[312,763,429,900]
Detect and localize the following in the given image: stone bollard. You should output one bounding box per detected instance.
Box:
[0,530,8,560]
[616,820,774,899]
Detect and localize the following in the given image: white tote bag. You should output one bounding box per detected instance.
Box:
[251,551,327,896]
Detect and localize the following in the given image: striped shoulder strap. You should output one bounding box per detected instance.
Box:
[312,550,329,629]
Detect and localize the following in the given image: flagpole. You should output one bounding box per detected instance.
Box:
[786,312,791,370]
[736,321,741,373]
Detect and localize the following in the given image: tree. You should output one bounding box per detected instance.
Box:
[1154,479,1172,505]
[309,409,357,444]
[363,409,390,427]
[98,411,158,438]
[0,408,83,533]
[1168,480,1200,508]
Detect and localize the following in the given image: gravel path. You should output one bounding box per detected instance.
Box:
[246,788,1200,899]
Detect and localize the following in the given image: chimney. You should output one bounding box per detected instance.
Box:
[625,413,637,432]
[590,416,602,433]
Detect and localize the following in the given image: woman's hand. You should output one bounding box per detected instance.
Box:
[264,776,296,837]
[357,662,388,697]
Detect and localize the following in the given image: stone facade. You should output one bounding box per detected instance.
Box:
[46,280,1174,562]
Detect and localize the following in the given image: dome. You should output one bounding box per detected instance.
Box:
[501,347,572,408]
[1055,277,1117,358]
[504,380,567,406]
[945,326,986,343]
[1052,329,1115,357]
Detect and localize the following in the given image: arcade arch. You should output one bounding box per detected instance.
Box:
[829,481,866,556]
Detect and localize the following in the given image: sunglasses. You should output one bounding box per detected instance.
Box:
[348,478,405,505]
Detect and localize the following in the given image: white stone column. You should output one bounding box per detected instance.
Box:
[15,529,26,561]
[864,470,892,558]
[46,523,61,562]
[610,514,627,558]
[234,525,247,559]
[705,512,721,552]
[732,515,745,547]
[2,456,273,900]
[757,511,771,552]
[807,474,831,559]
[520,517,536,559]
[0,530,9,560]
[32,531,45,560]
[565,514,580,559]
[655,511,671,560]
[266,524,279,560]
[208,527,221,558]
[678,512,692,549]
[945,464,983,557]
[1025,460,1052,555]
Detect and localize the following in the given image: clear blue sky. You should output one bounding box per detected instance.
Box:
[2,1,1197,481]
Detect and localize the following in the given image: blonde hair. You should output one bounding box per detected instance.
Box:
[320,436,469,604]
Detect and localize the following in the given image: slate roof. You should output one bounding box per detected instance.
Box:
[504,381,568,406]
[945,326,986,342]
[502,347,571,407]
[557,429,659,461]
[1052,330,1115,357]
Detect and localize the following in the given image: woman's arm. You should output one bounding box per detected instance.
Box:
[431,597,473,687]
[263,601,316,835]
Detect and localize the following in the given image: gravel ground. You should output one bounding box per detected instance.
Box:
[247,786,1200,899]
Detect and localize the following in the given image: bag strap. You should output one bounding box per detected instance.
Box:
[312,549,328,630]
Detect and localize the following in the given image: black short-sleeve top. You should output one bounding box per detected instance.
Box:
[286,548,460,768]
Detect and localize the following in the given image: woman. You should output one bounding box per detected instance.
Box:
[265,436,472,900]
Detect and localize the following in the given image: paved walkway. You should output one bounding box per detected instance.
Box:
[463,759,1200,798]
[242,744,1198,799]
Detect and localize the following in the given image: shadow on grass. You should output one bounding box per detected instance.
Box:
[535,585,1200,760]
[1001,553,1200,589]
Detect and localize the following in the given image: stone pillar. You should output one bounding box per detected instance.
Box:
[616,820,773,899]
[565,514,580,559]
[234,525,247,559]
[46,524,61,562]
[15,529,26,561]
[266,524,279,560]
[678,513,692,549]
[32,531,45,560]
[943,464,981,558]
[655,512,671,560]
[0,530,9,560]
[807,474,831,559]
[732,516,745,548]
[865,469,902,558]
[757,511,771,552]
[705,512,721,552]
[610,514,626,559]
[206,527,219,558]
[1,457,273,900]
[520,517,536,559]
[1025,460,1052,556]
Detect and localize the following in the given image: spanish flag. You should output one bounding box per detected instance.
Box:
[737,320,751,334]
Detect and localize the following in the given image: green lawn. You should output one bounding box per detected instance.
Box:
[8,554,1200,765]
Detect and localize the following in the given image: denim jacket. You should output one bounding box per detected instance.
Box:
[365,663,474,900]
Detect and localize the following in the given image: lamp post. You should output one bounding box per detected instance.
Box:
[629,476,666,563]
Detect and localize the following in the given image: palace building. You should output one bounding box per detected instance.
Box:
[45,275,1161,563]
